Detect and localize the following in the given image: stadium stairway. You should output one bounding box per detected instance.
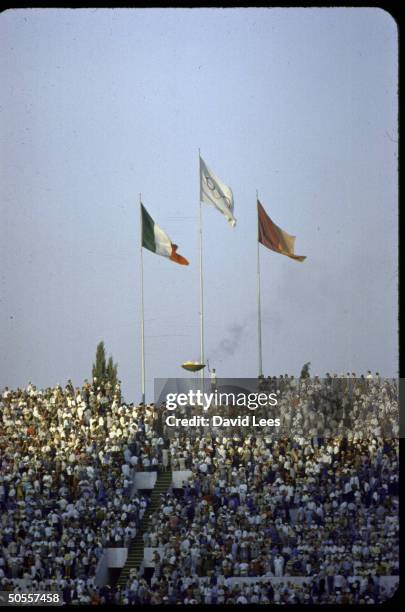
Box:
[117,469,172,587]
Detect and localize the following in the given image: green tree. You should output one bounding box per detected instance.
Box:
[106,355,118,388]
[92,341,107,382]
[92,341,119,388]
[300,361,311,379]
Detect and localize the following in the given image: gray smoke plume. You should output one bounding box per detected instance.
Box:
[210,314,254,362]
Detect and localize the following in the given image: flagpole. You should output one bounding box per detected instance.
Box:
[256,190,263,378]
[198,148,205,389]
[139,194,146,404]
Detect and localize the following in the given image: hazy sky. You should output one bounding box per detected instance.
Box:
[0,8,398,401]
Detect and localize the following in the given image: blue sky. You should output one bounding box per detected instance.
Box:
[0,8,398,401]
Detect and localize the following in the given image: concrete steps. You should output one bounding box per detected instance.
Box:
[117,470,172,586]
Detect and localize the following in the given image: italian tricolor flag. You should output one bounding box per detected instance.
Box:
[141,204,189,266]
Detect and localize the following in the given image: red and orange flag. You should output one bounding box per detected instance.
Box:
[257,200,306,262]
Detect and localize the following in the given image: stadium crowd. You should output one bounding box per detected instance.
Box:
[117,572,396,605]
[0,379,162,602]
[0,373,399,604]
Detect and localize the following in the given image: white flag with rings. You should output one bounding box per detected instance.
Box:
[200,156,236,227]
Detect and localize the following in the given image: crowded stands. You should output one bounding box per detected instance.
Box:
[0,373,399,604]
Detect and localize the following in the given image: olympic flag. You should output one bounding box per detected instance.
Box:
[199,156,236,227]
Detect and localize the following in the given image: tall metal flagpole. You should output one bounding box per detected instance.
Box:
[139,194,146,404]
[257,190,263,378]
[198,149,205,388]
